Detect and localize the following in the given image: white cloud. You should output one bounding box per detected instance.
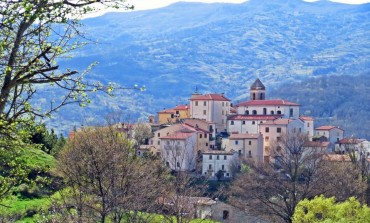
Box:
[83,0,370,18]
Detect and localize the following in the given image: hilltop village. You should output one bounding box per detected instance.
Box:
[72,78,370,180]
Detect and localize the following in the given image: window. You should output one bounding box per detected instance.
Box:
[222,102,224,106]
[217,155,219,160]
[265,146,270,152]
[242,121,246,125]
[248,150,252,157]
[277,110,281,114]
[157,132,160,137]
[290,108,294,117]
[206,143,208,146]
[238,150,242,155]
[203,101,207,106]
[203,110,206,115]
[235,140,239,145]
[171,114,174,118]
[209,155,212,160]
[231,121,234,125]
[221,164,225,170]
[204,134,207,138]
[158,141,160,145]
[271,111,274,115]
[265,127,269,133]
[277,137,281,142]
[249,141,252,145]
[245,110,249,115]
[176,110,179,114]
[308,123,310,127]
[277,127,281,133]
[224,155,227,160]
[252,110,257,115]
[199,134,202,138]
[177,162,180,168]
[265,136,269,142]
[209,164,212,170]
[195,101,198,106]
[252,121,255,125]
[263,108,267,115]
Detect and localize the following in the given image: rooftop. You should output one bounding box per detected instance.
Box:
[229,133,260,139]
[202,150,236,155]
[260,118,295,125]
[315,126,343,131]
[250,78,266,90]
[236,99,299,107]
[190,93,230,101]
[228,114,283,121]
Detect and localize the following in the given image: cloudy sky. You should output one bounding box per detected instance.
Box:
[127,0,370,11]
[84,0,370,17]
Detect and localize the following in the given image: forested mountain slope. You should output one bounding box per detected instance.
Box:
[43,0,369,137]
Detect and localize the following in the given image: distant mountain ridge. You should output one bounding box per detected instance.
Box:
[45,0,370,137]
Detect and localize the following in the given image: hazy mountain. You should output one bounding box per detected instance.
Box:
[45,0,370,137]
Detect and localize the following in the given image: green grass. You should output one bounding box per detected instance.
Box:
[0,195,51,221]
[19,147,56,170]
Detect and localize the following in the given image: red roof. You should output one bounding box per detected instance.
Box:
[304,141,330,148]
[202,150,236,155]
[229,133,260,139]
[315,126,343,131]
[158,104,189,114]
[300,116,314,121]
[323,154,351,162]
[236,99,299,107]
[160,132,194,140]
[260,118,295,125]
[228,115,282,121]
[337,138,365,144]
[190,94,230,101]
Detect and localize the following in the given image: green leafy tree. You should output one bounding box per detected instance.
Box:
[0,0,133,202]
[293,195,370,223]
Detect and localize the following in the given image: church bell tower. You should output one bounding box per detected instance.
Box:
[250,78,266,100]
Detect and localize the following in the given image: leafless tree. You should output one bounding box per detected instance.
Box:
[57,126,168,223]
[230,132,367,223]
[159,137,206,223]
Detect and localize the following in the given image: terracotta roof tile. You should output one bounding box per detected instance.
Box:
[315,126,343,131]
[337,138,365,144]
[228,114,283,121]
[229,133,260,139]
[304,141,330,148]
[236,99,299,107]
[160,132,194,140]
[299,116,314,121]
[190,94,230,101]
[158,104,189,114]
[323,154,351,162]
[202,150,236,155]
[260,118,295,125]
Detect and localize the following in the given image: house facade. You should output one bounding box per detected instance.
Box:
[202,150,239,180]
[227,133,264,163]
[189,93,231,133]
[157,104,190,124]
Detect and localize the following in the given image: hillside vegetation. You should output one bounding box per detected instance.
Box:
[270,73,370,138]
[39,0,369,137]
